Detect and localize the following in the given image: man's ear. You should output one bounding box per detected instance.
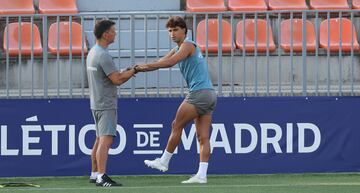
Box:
[101,32,108,40]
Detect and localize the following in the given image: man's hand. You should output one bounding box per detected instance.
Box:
[125,66,133,71]
[134,64,149,73]
[124,66,136,77]
[109,66,136,85]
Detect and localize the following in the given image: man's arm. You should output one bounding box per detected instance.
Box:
[100,53,136,86]
[108,68,135,85]
[157,48,176,62]
[136,42,195,72]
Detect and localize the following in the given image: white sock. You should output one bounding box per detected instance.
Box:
[97,173,104,182]
[90,172,98,179]
[196,162,208,179]
[160,150,173,166]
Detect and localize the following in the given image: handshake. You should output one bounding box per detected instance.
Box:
[125,64,146,74]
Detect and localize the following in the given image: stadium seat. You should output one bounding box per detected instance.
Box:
[310,0,349,10]
[280,19,316,52]
[268,0,308,10]
[228,0,267,11]
[235,19,276,52]
[352,0,360,9]
[196,19,233,53]
[319,18,359,51]
[39,0,78,14]
[48,22,88,55]
[3,22,43,56]
[0,0,35,14]
[186,0,227,12]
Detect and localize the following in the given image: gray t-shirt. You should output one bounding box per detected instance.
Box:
[86,44,118,110]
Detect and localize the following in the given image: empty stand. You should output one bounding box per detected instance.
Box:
[280,19,316,52]
[39,0,78,14]
[353,0,360,9]
[186,0,226,12]
[235,19,276,52]
[228,0,267,11]
[310,0,349,10]
[48,22,88,55]
[3,22,43,56]
[319,18,359,51]
[229,0,267,11]
[196,19,232,53]
[268,0,308,10]
[0,0,35,14]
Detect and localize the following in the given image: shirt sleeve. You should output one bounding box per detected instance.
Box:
[100,53,118,76]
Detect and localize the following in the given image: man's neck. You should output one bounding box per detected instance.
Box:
[96,40,108,49]
[176,37,186,47]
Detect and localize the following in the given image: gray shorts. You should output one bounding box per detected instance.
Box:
[185,89,217,116]
[91,109,117,137]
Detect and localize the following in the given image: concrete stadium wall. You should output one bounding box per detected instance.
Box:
[33,0,181,11]
[2,0,360,96]
[0,58,87,90]
[76,0,180,12]
[207,55,360,89]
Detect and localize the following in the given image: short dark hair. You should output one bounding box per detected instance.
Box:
[166,16,187,35]
[94,19,116,40]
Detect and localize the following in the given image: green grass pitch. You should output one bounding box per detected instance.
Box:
[0,173,359,193]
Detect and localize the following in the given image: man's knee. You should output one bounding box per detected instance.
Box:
[171,120,176,128]
[99,136,113,148]
[171,120,183,133]
[197,134,209,145]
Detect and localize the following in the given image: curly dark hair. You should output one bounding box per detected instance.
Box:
[166,16,187,35]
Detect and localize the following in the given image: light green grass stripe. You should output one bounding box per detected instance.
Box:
[2,182,360,191]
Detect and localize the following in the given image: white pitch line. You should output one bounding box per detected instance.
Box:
[3,182,360,191]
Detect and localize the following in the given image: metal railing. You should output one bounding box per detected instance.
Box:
[1,10,360,98]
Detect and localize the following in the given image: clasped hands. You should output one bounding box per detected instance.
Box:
[125,64,147,74]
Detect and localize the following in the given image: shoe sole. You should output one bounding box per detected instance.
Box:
[181,176,207,184]
[96,183,122,187]
[181,181,207,184]
[144,160,168,172]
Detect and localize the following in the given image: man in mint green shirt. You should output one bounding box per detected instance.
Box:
[135,16,217,184]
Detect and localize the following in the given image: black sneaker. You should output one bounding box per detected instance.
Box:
[89,179,96,183]
[95,174,122,187]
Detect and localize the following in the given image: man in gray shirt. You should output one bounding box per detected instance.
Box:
[86,19,135,187]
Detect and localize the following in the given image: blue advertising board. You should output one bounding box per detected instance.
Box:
[0,97,360,177]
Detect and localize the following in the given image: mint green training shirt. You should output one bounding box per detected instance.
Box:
[177,38,213,92]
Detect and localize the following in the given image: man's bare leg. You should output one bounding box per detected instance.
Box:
[195,115,211,162]
[181,114,212,184]
[166,101,199,153]
[144,101,198,172]
[96,136,113,179]
[90,137,99,182]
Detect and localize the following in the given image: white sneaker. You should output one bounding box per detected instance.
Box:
[144,158,168,172]
[181,175,207,184]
